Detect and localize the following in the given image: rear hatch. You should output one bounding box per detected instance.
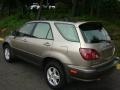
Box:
[79,22,115,66]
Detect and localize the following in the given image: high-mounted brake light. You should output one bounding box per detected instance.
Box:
[79,48,100,61]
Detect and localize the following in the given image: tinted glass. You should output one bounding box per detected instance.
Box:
[19,23,35,35]
[33,23,53,39]
[81,28,110,43]
[55,23,79,42]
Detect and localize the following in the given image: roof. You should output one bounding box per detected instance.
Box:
[27,20,101,27]
[27,20,74,24]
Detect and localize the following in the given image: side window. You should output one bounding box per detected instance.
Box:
[33,23,53,39]
[47,30,53,39]
[19,23,35,35]
[55,23,79,42]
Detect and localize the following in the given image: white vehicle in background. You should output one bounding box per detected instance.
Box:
[30,3,40,10]
[48,5,56,9]
[30,3,56,10]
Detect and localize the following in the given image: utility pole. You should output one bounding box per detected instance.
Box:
[37,0,43,20]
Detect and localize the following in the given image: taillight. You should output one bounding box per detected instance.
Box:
[79,48,100,61]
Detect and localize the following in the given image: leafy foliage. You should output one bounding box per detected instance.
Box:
[0,0,120,18]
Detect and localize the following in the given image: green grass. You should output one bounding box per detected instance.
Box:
[0,14,120,56]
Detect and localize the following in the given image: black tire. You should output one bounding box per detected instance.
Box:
[3,45,15,63]
[44,61,66,89]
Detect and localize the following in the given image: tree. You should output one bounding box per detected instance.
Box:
[72,0,78,16]
[37,0,44,20]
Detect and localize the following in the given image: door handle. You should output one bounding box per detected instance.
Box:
[43,42,51,46]
[23,39,27,42]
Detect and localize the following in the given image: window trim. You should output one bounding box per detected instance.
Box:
[31,22,54,40]
[54,23,80,42]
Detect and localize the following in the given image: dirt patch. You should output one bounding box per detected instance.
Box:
[0,28,7,37]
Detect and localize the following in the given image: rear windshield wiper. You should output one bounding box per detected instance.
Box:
[98,40,112,43]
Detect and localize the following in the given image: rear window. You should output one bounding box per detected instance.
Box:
[55,23,79,42]
[79,22,111,43]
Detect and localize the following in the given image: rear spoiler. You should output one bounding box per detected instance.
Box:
[79,22,103,30]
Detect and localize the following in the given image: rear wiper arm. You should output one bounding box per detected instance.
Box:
[99,40,112,43]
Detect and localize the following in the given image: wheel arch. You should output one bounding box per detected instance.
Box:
[42,57,65,70]
[2,42,10,49]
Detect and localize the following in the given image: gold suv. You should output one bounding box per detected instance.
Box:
[2,21,119,89]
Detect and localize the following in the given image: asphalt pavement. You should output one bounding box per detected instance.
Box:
[0,44,120,90]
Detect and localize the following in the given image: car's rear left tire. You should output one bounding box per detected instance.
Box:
[44,61,66,89]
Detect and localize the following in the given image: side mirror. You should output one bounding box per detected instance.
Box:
[11,31,20,36]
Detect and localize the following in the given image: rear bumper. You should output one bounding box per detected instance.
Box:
[66,57,120,81]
